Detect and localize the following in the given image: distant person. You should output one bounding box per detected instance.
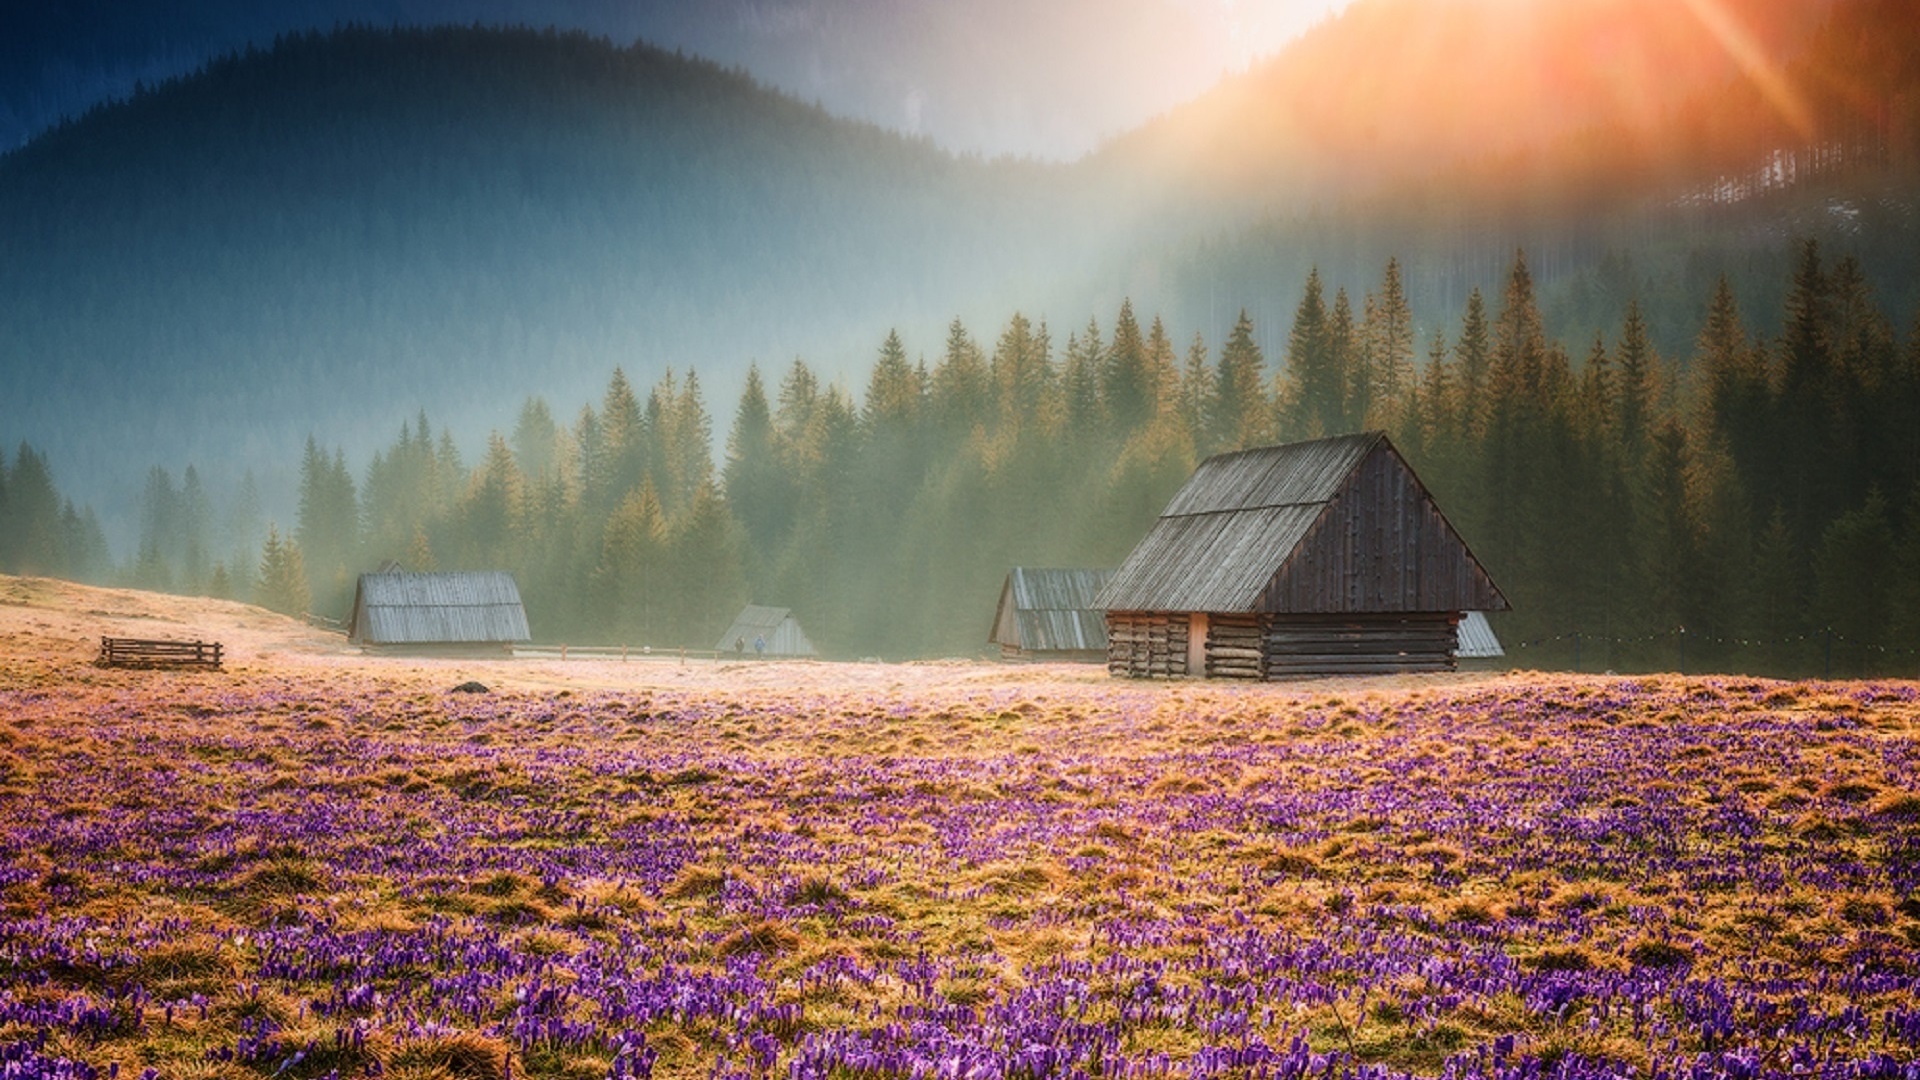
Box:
[753,634,765,658]
[734,636,745,657]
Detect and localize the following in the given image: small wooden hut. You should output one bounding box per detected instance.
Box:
[1098,432,1508,679]
[988,568,1112,661]
[714,605,816,658]
[1454,611,1506,663]
[347,570,531,654]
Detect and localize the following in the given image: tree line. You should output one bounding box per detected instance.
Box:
[0,442,110,582]
[48,239,1920,676]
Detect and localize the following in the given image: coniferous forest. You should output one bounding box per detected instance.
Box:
[36,239,1914,678]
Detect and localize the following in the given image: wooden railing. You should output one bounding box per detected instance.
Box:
[96,637,224,669]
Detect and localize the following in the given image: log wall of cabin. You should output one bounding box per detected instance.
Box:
[1105,612,1190,678]
[1262,613,1458,676]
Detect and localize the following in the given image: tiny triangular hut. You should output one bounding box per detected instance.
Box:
[1454,611,1506,661]
[1097,432,1508,678]
[988,568,1112,661]
[347,570,531,654]
[714,605,816,658]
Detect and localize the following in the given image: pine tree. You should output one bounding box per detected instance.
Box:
[990,313,1051,436]
[1328,288,1359,432]
[1695,277,1774,528]
[1144,315,1179,423]
[1179,332,1213,454]
[1103,300,1152,433]
[512,397,559,483]
[595,368,646,518]
[296,439,358,618]
[1455,287,1492,437]
[1062,322,1104,439]
[1777,239,1834,548]
[5,444,64,578]
[1280,268,1338,440]
[665,476,747,644]
[256,524,311,617]
[60,502,111,583]
[135,465,180,590]
[179,464,213,590]
[1615,300,1657,472]
[1208,310,1266,454]
[723,364,781,559]
[929,320,990,443]
[1366,257,1416,426]
[595,480,667,643]
[462,432,522,567]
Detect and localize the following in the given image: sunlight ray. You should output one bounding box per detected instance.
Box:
[1676,0,1816,139]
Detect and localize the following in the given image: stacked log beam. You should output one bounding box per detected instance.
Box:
[1263,615,1457,677]
[1206,615,1264,679]
[1105,612,1189,678]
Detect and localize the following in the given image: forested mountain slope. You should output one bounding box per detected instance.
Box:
[1097,0,1920,370]
[4,0,1918,547]
[0,26,1101,531]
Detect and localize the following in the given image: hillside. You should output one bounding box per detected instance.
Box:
[4,2,1919,547]
[1103,0,1856,206]
[1100,0,1920,360]
[0,26,1106,536]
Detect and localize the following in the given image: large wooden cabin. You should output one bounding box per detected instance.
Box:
[1097,432,1508,679]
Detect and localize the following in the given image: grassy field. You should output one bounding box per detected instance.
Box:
[1,578,1918,1080]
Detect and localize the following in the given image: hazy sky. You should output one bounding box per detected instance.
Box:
[1,0,1350,159]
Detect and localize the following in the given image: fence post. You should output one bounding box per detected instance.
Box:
[622,644,628,662]
[1572,632,1581,674]
[1678,627,1685,677]
[1823,627,1832,680]
[561,643,568,662]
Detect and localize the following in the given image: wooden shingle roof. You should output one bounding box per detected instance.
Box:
[348,571,530,645]
[989,568,1112,652]
[1098,432,1507,616]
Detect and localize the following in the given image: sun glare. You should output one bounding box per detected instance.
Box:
[1675,0,1816,139]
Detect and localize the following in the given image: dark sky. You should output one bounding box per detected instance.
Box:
[0,0,1346,159]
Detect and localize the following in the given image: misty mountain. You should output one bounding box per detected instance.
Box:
[0,26,1112,540]
[4,0,1918,550]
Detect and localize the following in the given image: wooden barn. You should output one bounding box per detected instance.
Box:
[714,604,816,658]
[988,567,1112,661]
[1097,432,1508,678]
[347,570,531,654]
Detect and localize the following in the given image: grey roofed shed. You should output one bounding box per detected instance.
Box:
[347,571,531,649]
[714,604,816,657]
[989,568,1112,659]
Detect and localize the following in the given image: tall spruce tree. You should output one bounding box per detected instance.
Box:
[1280,268,1339,440]
[256,524,311,617]
[1103,300,1152,433]
[1208,310,1266,455]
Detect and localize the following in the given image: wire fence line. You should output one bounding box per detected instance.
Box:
[511,644,816,663]
[1502,624,1920,680]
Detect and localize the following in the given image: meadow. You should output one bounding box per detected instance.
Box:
[2,639,1918,1080]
